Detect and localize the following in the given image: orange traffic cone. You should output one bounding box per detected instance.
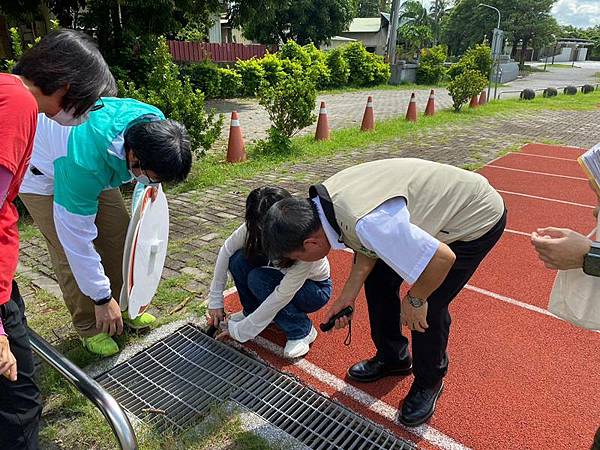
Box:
[424,90,435,116]
[226,111,246,163]
[479,90,487,105]
[361,96,375,131]
[469,95,479,109]
[315,101,330,141]
[405,93,417,122]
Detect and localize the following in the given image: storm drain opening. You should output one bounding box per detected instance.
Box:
[96,324,416,450]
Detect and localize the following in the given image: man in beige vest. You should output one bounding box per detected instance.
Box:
[262,158,506,426]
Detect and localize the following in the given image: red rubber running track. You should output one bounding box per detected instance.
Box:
[224,144,600,449]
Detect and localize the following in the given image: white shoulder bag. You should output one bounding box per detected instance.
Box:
[548,216,600,331]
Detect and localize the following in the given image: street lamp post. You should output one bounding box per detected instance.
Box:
[478,3,502,100]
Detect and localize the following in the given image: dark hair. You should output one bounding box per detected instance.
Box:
[261,197,321,264]
[244,186,292,264]
[124,119,192,183]
[13,29,116,117]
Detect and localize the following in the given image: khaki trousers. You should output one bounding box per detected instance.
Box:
[20,189,130,337]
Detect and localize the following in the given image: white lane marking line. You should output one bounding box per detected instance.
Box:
[464,284,557,318]
[507,152,579,162]
[485,165,588,181]
[497,190,595,208]
[253,336,471,450]
[223,285,469,449]
[464,284,600,334]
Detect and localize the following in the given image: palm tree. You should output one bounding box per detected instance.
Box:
[429,0,453,44]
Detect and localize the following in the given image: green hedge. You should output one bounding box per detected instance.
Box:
[183,41,391,99]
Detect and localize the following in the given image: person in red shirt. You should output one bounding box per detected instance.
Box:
[0,29,115,450]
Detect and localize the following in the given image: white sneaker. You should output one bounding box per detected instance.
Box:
[283,326,318,359]
[228,310,246,322]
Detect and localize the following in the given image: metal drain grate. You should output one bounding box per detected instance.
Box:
[97,324,415,449]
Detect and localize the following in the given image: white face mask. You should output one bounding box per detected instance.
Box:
[49,108,90,127]
[128,170,160,187]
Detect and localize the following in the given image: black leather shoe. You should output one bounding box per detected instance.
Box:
[399,380,444,427]
[347,355,412,382]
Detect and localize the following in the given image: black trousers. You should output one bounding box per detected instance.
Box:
[364,210,507,388]
[0,281,41,450]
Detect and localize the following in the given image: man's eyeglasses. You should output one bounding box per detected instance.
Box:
[90,98,105,112]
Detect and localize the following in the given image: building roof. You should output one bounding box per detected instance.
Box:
[557,37,594,46]
[347,17,383,33]
[329,36,357,42]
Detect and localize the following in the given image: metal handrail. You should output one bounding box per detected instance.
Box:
[28,328,138,450]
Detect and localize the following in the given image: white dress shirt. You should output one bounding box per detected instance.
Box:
[312,196,440,284]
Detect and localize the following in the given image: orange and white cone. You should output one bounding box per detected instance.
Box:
[469,95,479,109]
[315,101,330,141]
[226,111,246,163]
[361,96,375,131]
[405,93,417,122]
[479,90,488,105]
[424,90,435,116]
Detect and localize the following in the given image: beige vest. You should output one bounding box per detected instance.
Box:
[311,158,505,256]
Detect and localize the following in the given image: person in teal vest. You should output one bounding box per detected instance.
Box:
[20,97,192,356]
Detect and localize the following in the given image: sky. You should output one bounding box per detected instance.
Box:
[418,0,599,29]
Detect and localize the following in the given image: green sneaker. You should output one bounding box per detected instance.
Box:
[122,311,156,330]
[81,333,120,357]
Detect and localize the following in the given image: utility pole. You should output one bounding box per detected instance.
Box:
[387,0,401,65]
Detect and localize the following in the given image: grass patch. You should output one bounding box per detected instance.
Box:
[174,90,600,194]
[18,220,42,240]
[319,82,445,95]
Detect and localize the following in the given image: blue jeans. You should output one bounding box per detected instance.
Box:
[228,250,332,340]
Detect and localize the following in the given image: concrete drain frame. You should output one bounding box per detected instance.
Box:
[96,323,416,450]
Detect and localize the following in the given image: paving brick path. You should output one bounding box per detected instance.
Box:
[207,65,599,147]
[19,107,600,343]
[207,88,454,145]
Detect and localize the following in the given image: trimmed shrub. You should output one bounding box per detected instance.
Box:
[448,44,492,81]
[304,43,331,89]
[564,85,577,95]
[235,58,266,96]
[119,36,223,156]
[341,42,390,87]
[326,47,350,87]
[416,45,447,85]
[582,84,595,94]
[447,69,488,112]
[543,87,558,98]
[258,76,317,151]
[278,40,311,68]
[369,52,391,85]
[259,53,287,86]
[182,61,221,98]
[218,68,242,98]
[343,42,374,86]
[520,89,535,100]
[280,59,304,78]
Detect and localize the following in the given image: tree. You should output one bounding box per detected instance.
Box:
[502,0,560,69]
[355,0,380,16]
[230,0,355,46]
[444,0,559,63]
[429,0,452,45]
[443,0,490,55]
[397,0,433,54]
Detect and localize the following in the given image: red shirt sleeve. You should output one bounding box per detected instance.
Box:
[0,74,38,304]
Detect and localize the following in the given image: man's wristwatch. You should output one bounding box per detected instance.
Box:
[583,241,600,277]
[407,291,426,308]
